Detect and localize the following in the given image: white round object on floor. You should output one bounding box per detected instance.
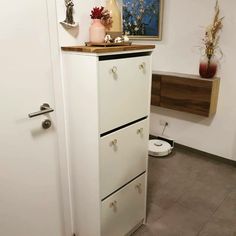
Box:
[148,139,173,157]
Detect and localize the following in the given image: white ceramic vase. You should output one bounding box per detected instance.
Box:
[89,19,106,43]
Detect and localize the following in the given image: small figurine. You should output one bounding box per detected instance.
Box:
[122,35,130,42]
[104,34,130,44]
[104,34,112,43]
[114,37,122,43]
[60,0,78,28]
[65,0,75,25]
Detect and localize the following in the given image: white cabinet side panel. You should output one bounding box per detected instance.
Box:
[62,53,101,236]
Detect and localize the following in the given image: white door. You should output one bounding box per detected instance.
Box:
[0,1,67,236]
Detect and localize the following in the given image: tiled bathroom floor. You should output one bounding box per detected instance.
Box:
[133,146,236,236]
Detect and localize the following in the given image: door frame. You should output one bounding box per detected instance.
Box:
[46,1,73,235]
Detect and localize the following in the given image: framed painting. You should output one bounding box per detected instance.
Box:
[122,0,163,40]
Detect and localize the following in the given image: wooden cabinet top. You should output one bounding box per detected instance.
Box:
[61,44,155,54]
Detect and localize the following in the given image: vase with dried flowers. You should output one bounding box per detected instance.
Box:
[199,0,224,78]
[89,6,112,43]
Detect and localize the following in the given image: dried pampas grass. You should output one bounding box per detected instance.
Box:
[203,0,224,57]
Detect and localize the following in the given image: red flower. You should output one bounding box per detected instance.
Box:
[90,6,104,19]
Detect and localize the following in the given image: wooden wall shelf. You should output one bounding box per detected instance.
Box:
[151,71,220,117]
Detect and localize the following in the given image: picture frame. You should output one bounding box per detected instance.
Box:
[122,0,164,40]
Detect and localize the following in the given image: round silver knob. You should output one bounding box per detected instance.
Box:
[137,128,144,134]
[42,119,52,129]
[109,200,118,212]
[135,183,142,194]
[139,62,146,70]
[111,66,118,74]
[110,139,118,146]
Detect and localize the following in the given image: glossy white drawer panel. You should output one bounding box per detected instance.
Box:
[101,174,146,236]
[100,119,148,199]
[98,55,151,133]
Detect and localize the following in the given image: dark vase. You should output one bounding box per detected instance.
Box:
[199,48,218,79]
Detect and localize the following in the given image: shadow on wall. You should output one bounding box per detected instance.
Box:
[60,24,80,38]
[151,106,215,126]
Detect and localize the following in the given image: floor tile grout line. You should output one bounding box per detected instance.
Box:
[196,189,233,236]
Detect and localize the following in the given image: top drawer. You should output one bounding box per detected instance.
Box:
[98,55,151,134]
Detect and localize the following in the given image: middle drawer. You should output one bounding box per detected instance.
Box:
[99,119,148,199]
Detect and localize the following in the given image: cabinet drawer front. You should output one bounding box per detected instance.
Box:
[101,174,146,236]
[99,56,151,133]
[100,119,148,199]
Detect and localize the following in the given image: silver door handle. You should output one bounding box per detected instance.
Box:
[28,103,54,118]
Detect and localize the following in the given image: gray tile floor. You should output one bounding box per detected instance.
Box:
[133,146,236,236]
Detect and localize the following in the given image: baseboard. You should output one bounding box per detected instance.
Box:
[149,135,236,166]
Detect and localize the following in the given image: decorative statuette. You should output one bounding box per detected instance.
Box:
[104,34,129,44]
[114,37,122,43]
[60,0,78,28]
[104,34,112,43]
[123,35,129,42]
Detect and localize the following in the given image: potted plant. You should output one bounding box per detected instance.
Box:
[89,6,112,43]
[199,0,224,78]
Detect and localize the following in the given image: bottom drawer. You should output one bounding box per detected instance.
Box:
[101,174,146,236]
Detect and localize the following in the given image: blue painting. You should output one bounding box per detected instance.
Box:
[122,0,163,40]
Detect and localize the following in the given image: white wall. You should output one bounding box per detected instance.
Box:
[56,0,236,160]
[149,0,236,160]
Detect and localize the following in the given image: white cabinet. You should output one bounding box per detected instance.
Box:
[62,47,153,236]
